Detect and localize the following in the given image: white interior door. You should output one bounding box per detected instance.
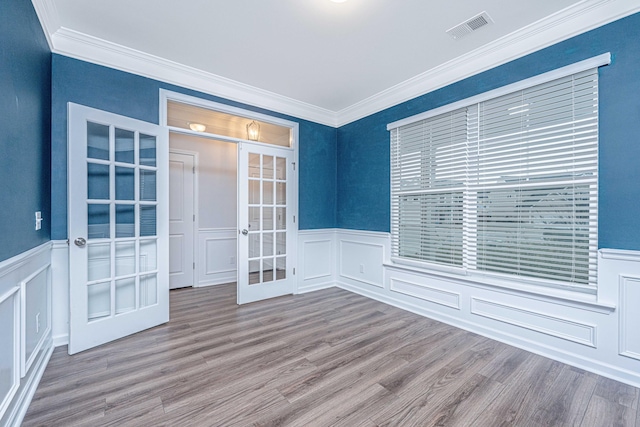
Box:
[68,103,169,354]
[238,142,295,304]
[169,151,195,289]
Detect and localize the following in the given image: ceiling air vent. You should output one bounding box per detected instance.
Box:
[446,11,493,40]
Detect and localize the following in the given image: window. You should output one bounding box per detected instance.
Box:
[390,57,605,291]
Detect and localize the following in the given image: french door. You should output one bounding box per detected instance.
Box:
[237,142,295,304]
[68,103,169,354]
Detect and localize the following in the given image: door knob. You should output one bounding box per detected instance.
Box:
[241,229,249,236]
[74,237,87,247]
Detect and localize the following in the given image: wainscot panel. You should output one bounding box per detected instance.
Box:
[198,228,237,287]
[297,230,336,293]
[0,243,53,427]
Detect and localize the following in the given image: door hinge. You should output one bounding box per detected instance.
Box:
[193,214,196,222]
[193,167,195,174]
[292,162,296,171]
[293,215,296,223]
[193,262,196,270]
[293,267,296,275]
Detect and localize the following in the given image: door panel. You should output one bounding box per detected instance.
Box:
[169,152,195,289]
[238,142,295,304]
[68,103,169,354]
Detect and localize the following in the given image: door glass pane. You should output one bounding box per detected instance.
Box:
[88,243,111,281]
[88,204,110,239]
[115,167,135,200]
[263,181,274,205]
[263,155,274,179]
[115,128,134,164]
[249,260,260,285]
[249,180,260,204]
[116,205,135,238]
[276,257,286,280]
[276,157,286,180]
[276,232,286,255]
[140,240,157,272]
[276,182,286,205]
[140,134,156,167]
[263,258,274,282]
[248,207,260,231]
[249,234,260,258]
[276,207,286,230]
[88,163,110,200]
[249,153,260,178]
[115,241,135,277]
[88,282,111,321]
[115,278,136,315]
[263,207,273,231]
[140,274,157,307]
[87,122,109,161]
[263,233,274,257]
[140,170,156,201]
[140,206,157,237]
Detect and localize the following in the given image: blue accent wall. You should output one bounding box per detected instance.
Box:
[336,12,640,251]
[51,55,337,239]
[0,0,51,262]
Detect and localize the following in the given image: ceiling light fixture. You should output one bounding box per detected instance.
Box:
[189,123,206,132]
[246,120,260,141]
[330,0,348,3]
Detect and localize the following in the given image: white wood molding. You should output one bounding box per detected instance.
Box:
[619,275,640,361]
[20,265,51,377]
[34,1,640,127]
[339,239,385,288]
[50,27,338,127]
[390,277,460,310]
[338,0,640,126]
[302,239,333,280]
[470,297,597,348]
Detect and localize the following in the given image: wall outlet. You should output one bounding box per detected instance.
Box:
[360,264,365,273]
[35,211,43,230]
[35,312,40,334]
[230,256,235,265]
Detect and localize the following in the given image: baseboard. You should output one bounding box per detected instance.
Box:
[336,280,640,388]
[4,338,54,427]
[53,333,69,347]
[196,280,235,288]
[297,281,336,294]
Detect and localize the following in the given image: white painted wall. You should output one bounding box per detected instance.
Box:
[170,133,238,286]
[0,243,54,427]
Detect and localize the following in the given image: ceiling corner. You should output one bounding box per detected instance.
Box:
[31,0,61,50]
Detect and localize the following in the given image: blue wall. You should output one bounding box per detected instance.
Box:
[51,55,337,240]
[336,12,640,251]
[0,0,51,262]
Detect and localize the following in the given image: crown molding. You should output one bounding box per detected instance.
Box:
[49,27,339,127]
[32,0,640,128]
[30,0,60,50]
[336,0,640,126]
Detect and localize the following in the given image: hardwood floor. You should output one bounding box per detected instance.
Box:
[23,284,639,426]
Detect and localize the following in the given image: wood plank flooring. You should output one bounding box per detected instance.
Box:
[23,284,640,426]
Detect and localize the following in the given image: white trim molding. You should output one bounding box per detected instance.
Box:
[32,0,640,127]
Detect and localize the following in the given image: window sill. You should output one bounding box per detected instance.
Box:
[384,260,616,314]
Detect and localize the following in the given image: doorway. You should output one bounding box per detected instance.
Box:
[162,90,299,303]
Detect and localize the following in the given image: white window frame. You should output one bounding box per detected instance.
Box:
[387,53,610,297]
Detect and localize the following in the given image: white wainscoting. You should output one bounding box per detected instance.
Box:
[297,230,336,293]
[0,242,53,427]
[329,229,640,388]
[197,228,237,287]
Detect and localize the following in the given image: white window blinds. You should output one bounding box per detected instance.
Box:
[390,67,599,288]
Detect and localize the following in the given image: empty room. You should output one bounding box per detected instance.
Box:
[2,0,640,426]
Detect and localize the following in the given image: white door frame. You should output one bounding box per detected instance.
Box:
[159,90,300,296]
[168,148,198,289]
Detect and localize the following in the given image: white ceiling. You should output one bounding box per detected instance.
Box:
[34,0,640,126]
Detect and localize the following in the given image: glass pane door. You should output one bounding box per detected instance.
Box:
[238,143,294,304]
[68,104,168,354]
